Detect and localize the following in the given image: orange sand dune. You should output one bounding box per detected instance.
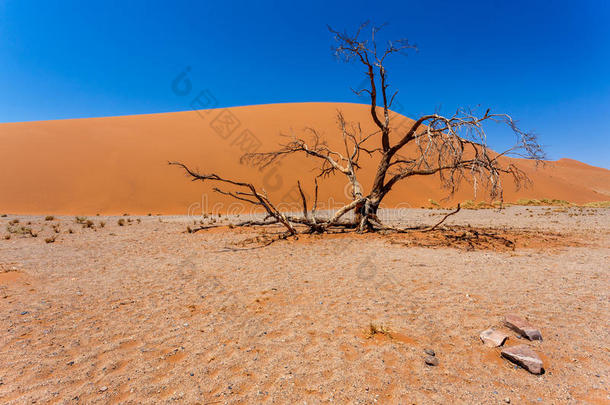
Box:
[1,102,608,215]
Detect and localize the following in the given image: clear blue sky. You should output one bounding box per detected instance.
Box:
[1,0,609,168]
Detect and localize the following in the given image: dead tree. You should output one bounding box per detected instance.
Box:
[171,22,544,235]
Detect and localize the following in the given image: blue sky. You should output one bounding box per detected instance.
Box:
[1,0,609,168]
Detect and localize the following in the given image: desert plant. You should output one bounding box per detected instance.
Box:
[428,199,440,208]
[365,323,392,339]
[45,215,54,221]
[100,221,106,228]
[583,201,610,208]
[6,224,37,237]
[117,218,126,226]
[171,23,543,235]
[45,236,56,243]
[75,216,87,224]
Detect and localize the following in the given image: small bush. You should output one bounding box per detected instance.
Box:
[99,221,106,228]
[75,216,87,224]
[0,214,7,218]
[365,323,392,339]
[68,228,74,234]
[583,201,610,208]
[6,224,36,237]
[45,236,56,244]
[4,234,10,240]
[45,215,55,221]
[428,199,440,208]
[117,219,125,226]
[9,219,19,225]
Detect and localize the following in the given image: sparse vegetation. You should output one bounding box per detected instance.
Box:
[45,235,56,244]
[45,215,55,221]
[117,218,126,226]
[428,199,440,208]
[75,216,88,224]
[516,198,570,207]
[0,214,7,218]
[6,224,37,237]
[583,201,610,208]
[100,221,106,228]
[365,323,392,339]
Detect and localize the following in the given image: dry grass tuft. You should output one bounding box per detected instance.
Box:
[117,218,126,226]
[6,224,37,237]
[582,201,610,208]
[365,323,393,339]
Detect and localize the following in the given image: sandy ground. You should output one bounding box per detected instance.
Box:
[0,207,608,404]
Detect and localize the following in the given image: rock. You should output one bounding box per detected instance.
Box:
[424,356,439,366]
[504,398,510,403]
[424,348,435,356]
[99,386,108,392]
[504,314,542,341]
[501,344,544,374]
[480,328,509,347]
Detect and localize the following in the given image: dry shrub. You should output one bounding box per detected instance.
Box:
[365,323,392,339]
[117,219,126,226]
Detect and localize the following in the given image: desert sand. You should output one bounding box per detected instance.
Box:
[1,103,609,216]
[1,206,609,404]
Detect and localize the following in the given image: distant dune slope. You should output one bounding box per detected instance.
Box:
[1,102,608,215]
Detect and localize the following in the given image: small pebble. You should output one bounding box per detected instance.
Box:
[424,348,435,356]
[424,356,439,366]
[504,398,511,403]
[99,386,108,392]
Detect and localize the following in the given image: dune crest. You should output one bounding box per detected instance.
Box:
[1,102,608,215]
